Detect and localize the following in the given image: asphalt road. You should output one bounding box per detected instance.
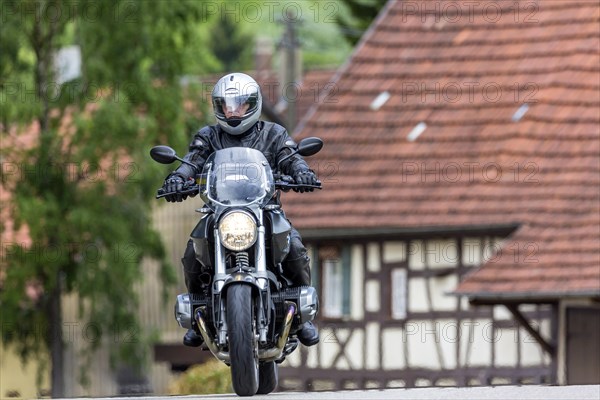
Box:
[63,385,600,400]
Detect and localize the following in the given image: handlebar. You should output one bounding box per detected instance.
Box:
[155,177,321,199]
[273,174,322,191]
[275,181,322,191]
[156,185,200,199]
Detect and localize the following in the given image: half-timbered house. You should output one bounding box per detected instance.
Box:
[279,0,600,390]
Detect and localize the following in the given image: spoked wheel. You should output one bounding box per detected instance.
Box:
[257,361,278,394]
[226,284,259,396]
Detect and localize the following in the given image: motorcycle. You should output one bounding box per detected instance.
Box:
[150,137,323,396]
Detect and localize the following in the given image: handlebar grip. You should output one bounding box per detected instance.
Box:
[274,174,295,183]
[155,185,200,199]
[275,181,322,190]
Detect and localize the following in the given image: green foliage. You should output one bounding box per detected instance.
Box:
[250,0,355,70]
[193,0,357,72]
[0,0,210,391]
[334,0,389,46]
[169,360,232,395]
[207,2,254,72]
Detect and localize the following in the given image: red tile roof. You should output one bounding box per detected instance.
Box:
[258,68,336,126]
[283,0,600,299]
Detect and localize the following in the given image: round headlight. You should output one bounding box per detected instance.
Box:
[218,211,257,251]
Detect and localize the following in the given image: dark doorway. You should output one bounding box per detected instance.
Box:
[566,306,600,384]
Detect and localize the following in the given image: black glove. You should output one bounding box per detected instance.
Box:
[293,170,319,193]
[162,174,188,202]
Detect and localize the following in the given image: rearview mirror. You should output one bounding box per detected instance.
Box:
[297,137,323,157]
[150,146,178,164]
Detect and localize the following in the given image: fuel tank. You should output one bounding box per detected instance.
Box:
[191,213,215,268]
[264,209,292,266]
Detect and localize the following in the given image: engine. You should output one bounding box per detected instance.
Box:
[174,286,318,332]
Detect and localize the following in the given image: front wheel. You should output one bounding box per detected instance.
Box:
[227,284,259,396]
[257,361,278,394]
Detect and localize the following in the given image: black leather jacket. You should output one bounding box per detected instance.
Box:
[171,121,311,180]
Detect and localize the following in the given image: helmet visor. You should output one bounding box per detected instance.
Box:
[213,93,259,119]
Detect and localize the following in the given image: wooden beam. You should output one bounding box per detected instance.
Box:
[505,304,556,357]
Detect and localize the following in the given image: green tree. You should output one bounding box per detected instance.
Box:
[200,0,358,72]
[0,0,212,396]
[208,6,254,72]
[334,0,388,46]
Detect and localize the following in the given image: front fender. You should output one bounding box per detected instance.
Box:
[222,273,260,293]
[222,272,274,345]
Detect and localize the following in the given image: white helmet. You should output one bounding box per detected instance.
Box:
[211,73,262,135]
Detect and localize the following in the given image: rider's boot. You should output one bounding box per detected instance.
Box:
[297,321,319,346]
[183,329,204,347]
[284,229,320,347]
[182,239,206,348]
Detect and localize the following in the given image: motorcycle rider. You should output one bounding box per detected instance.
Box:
[162,73,320,348]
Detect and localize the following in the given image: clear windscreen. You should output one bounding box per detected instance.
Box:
[201,148,275,207]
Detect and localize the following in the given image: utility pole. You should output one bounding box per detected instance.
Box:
[278,11,301,133]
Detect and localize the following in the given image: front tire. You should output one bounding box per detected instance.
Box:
[257,361,278,394]
[227,284,259,396]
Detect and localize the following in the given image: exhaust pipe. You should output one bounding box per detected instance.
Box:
[259,301,296,362]
[195,308,230,363]
[194,302,297,364]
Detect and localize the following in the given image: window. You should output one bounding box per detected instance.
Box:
[319,245,352,319]
[391,268,407,320]
[322,259,344,318]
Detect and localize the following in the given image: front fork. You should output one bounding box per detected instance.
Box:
[211,211,271,346]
